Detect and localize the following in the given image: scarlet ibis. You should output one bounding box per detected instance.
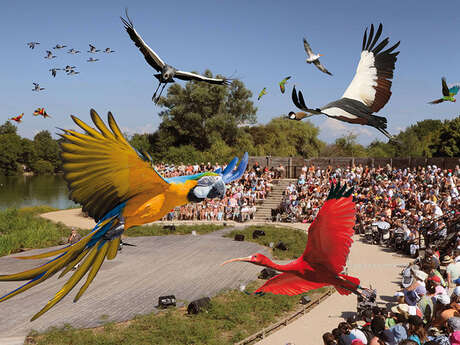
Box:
[303,38,332,76]
[292,24,400,140]
[10,113,24,123]
[222,183,366,297]
[279,76,291,94]
[258,87,267,100]
[429,77,460,104]
[120,9,231,104]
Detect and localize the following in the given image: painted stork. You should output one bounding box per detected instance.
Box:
[303,38,332,76]
[49,68,61,77]
[291,24,400,140]
[120,10,231,104]
[68,48,81,54]
[32,83,45,92]
[429,77,460,104]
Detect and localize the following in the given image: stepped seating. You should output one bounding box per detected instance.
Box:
[253,179,297,222]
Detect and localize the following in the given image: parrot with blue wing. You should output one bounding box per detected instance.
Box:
[0,109,248,321]
[429,77,460,104]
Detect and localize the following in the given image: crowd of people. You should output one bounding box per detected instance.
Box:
[154,161,274,222]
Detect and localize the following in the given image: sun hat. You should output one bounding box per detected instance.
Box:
[428,275,441,284]
[394,291,404,297]
[402,268,414,288]
[391,303,416,316]
[442,256,454,265]
[435,294,451,305]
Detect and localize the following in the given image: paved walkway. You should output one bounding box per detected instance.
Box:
[256,236,413,345]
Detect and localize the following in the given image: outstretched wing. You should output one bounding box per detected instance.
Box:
[449,84,460,96]
[291,86,323,114]
[428,98,444,104]
[303,38,314,57]
[342,23,400,113]
[441,77,450,96]
[255,272,329,295]
[302,183,356,274]
[60,109,169,222]
[120,10,165,72]
[313,60,333,76]
[175,70,230,85]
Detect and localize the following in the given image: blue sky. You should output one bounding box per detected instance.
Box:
[1,0,459,145]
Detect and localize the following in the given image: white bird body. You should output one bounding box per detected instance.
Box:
[306,54,322,63]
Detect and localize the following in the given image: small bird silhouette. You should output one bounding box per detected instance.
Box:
[258,87,267,100]
[32,83,45,91]
[27,42,40,49]
[10,113,24,123]
[279,76,291,94]
[53,44,67,49]
[68,48,81,54]
[63,65,76,73]
[88,44,100,53]
[87,57,99,62]
[104,48,115,53]
[44,51,56,59]
[33,108,51,118]
[429,77,460,104]
[67,70,80,76]
[49,68,61,77]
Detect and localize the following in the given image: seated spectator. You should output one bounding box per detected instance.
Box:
[407,315,428,344]
[432,294,459,328]
[428,275,446,296]
[67,227,81,244]
[447,317,460,345]
[445,255,460,289]
[323,332,338,345]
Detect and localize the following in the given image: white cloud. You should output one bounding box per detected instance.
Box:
[320,118,373,140]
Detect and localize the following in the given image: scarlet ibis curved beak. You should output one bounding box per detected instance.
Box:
[221,256,252,266]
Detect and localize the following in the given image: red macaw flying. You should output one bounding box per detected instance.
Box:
[9,113,24,123]
[33,108,51,118]
[0,109,248,321]
[223,183,365,296]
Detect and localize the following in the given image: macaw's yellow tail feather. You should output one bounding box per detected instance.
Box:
[107,237,120,260]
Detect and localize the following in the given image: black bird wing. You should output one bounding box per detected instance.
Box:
[313,60,333,76]
[428,98,444,104]
[303,38,315,57]
[175,70,230,84]
[441,77,449,97]
[291,86,323,114]
[120,10,165,72]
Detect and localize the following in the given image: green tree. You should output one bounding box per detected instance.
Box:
[366,140,396,157]
[321,133,367,157]
[33,131,61,172]
[154,71,257,153]
[19,138,37,170]
[430,116,460,157]
[393,119,443,157]
[129,133,151,154]
[0,122,22,175]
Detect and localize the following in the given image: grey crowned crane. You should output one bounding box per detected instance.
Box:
[291,24,400,140]
[303,38,332,76]
[120,10,231,104]
[27,42,40,49]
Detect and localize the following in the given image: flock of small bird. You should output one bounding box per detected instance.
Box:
[10,11,458,141]
[9,42,116,124]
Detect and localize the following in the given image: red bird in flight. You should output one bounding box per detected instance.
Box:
[33,108,51,118]
[222,183,366,297]
[10,113,24,123]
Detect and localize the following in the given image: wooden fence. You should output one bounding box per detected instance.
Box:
[234,289,334,345]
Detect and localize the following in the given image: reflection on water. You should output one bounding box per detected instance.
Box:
[0,175,78,210]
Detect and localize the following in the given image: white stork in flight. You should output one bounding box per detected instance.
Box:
[290,24,400,140]
[120,9,231,104]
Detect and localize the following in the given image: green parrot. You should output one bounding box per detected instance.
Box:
[279,76,291,94]
[429,77,460,104]
[258,87,267,100]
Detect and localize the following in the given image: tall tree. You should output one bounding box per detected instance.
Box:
[0,122,22,175]
[431,116,460,157]
[33,131,61,172]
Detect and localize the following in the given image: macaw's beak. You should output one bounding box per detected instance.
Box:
[207,179,226,199]
[221,256,252,266]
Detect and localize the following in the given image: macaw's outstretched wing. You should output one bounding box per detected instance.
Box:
[255,272,329,295]
[221,152,248,184]
[60,109,169,222]
[302,182,356,274]
[449,84,460,96]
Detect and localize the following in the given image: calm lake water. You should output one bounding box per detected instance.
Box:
[0,175,78,210]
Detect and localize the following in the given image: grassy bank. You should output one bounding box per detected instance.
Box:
[0,207,91,257]
[0,207,224,257]
[225,225,307,260]
[27,282,329,345]
[126,224,224,237]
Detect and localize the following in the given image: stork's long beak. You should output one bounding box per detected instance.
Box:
[318,54,324,57]
[221,256,252,266]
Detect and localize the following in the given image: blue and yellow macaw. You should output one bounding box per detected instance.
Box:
[0,109,248,321]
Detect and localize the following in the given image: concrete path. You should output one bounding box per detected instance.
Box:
[0,227,270,339]
[255,236,413,345]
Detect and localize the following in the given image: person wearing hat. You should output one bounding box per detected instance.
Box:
[428,275,446,295]
[407,315,428,345]
[451,287,460,313]
[432,294,460,328]
[387,305,409,343]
